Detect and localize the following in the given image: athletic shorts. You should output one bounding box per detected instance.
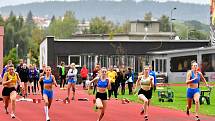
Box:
[29,78,34,83]
[43,89,53,99]
[21,79,28,83]
[187,88,200,99]
[68,79,76,84]
[2,87,16,96]
[82,77,87,80]
[138,88,152,99]
[96,92,107,100]
[61,75,66,80]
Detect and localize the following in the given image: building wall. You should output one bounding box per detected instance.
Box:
[130,22,160,33]
[160,49,215,82]
[39,38,48,69]
[41,36,211,79]
[129,36,170,40]
[0,26,4,78]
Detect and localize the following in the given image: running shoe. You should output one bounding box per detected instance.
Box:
[10,113,15,118]
[195,116,200,121]
[140,107,145,115]
[144,115,148,121]
[4,108,8,114]
[186,107,190,116]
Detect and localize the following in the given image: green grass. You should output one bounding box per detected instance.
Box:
[117,86,215,116]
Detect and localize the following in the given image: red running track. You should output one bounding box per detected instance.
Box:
[0,86,215,121]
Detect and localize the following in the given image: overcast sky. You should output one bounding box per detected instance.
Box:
[0,0,210,7]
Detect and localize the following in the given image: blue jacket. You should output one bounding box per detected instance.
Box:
[1,66,7,78]
[149,70,157,86]
[126,71,134,83]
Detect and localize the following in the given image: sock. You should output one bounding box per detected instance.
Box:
[44,106,50,120]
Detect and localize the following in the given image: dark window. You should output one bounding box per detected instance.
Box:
[70,56,81,67]
[159,59,163,72]
[202,54,215,72]
[164,59,166,72]
[170,55,197,72]
[57,56,68,65]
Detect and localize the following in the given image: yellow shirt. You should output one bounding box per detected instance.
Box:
[107,71,117,83]
[6,72,18,85]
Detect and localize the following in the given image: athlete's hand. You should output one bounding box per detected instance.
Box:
[8,79,12,83]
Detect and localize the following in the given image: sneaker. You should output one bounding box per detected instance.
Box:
[186,106,189,116]
[195,116,200,121]
[46,117,50,121]
[71,97,75,100]
[4,108,8,114]
[140,107,145,115]
[144,115,148,121]
[11,113,15,118]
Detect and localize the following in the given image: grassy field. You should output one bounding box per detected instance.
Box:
[117,85,215,116]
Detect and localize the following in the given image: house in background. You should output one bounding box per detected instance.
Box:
[72,20,175,40]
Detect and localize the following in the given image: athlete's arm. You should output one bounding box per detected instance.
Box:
[2,73,12,86]
[199,72,209,87]
[38,76,44,92]
[134,76,141,93]
[51,75,58,87]
[16,72,22,87]
[107,79,111,90]
[88,77,98,90]
[186,71,194,84]
[150,76,154,87]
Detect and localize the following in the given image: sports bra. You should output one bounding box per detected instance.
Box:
[140,76,151,86]
[7,72,18,85]
[190,71,200,84]
[43,75,53,84]
[97,78,108,88]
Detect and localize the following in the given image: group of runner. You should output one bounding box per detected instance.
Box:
[0,59,210,121]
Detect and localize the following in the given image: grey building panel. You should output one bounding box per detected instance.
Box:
[51,40,209,55]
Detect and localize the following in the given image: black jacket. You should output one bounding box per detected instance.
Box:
[19,67,29,81]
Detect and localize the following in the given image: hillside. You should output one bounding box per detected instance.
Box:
[0,0,210,24]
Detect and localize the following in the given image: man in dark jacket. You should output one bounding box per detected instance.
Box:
[59,62,66,89]
[19,63,29,98]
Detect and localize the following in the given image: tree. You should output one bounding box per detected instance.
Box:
[0,15,4,26]
[144,12,152,21]
[188,30,208,40]
[9,11,14,18]
[51,15,56,23]
[48,11,78,38]
[26,10,34,25]
[31,27,45,64]
[159,15,170,32]
[3,48,19,66]
[89,16,114,34]
[121,20,130,33]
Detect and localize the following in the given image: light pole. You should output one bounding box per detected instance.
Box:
[16,44,19,59]
[170,7,177,40]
